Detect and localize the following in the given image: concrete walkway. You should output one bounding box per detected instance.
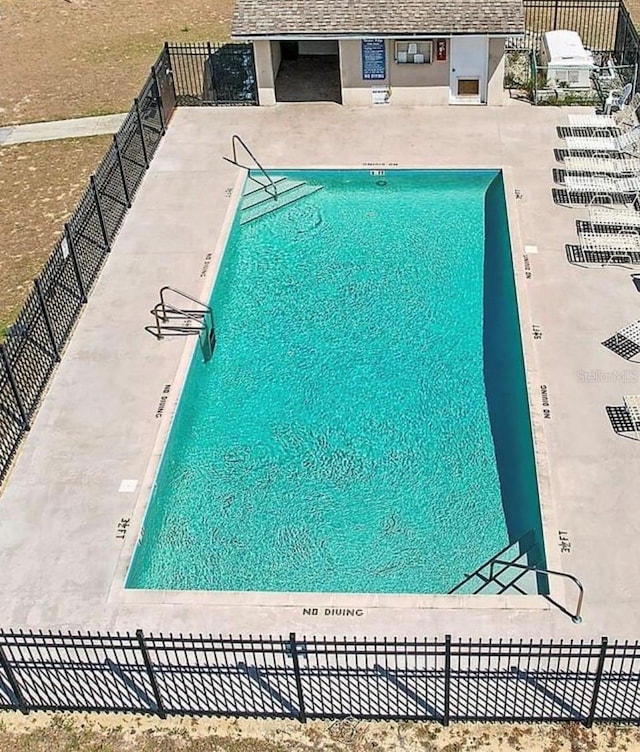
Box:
[0,113,128,146]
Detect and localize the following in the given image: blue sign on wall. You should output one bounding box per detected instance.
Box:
[362,39,386,80]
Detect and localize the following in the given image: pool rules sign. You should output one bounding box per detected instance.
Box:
[362,39,386,80]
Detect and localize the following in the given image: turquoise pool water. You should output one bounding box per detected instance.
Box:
[127,169,543,594]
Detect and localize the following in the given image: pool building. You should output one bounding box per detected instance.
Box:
[232,0,523,105]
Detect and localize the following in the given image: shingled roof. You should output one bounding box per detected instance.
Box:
[232,0,525,37]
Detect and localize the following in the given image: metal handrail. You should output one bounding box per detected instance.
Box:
[151,301,208,339]
[489,559,584,623]
[158,286,211,322]
[223,134,277,199]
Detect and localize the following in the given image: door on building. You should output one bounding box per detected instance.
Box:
[449,36,488,104]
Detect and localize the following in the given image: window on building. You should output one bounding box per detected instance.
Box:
[394,40,433,64]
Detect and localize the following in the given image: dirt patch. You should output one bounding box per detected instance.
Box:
[0,136,111,339]
[0,0,234,126]
[626,0,640,29]
[0,713,639,752]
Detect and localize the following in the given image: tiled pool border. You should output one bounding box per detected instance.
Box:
[111,164,561,614]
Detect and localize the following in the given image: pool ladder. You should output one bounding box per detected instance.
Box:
[448,529,584,622]
[147,286,215,362]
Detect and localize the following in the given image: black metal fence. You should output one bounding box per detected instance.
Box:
[505,0,640,100]
[0,47,174,484]
[0,631,639,725]
[168,42,258,106]
[615,0,640,66]
[0,42,257,486]
[508,0,622,51]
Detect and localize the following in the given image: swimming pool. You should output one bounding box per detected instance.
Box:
[126,169,544,594]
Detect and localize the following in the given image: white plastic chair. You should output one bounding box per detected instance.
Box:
[605,82,633,115]
[568,92,640,129]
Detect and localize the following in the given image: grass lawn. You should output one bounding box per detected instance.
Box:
[0,0,233,127]
[0,713,638,752]
[0,0,237,340]
[0,136,111,340]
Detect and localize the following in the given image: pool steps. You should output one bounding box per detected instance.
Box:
[240,178,323,225]
[448,529,544,596]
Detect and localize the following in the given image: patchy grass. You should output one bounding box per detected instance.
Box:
[627,0,640,28]
[0,714,640,752]
[0,136,111,340]
[0,0,235,338]
[0,0,234,126]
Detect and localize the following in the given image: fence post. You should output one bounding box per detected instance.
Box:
[163,42,177,106]
[90,175,111,253]
[151,66,166,135]
[206,42,217,104]
[552,0,559,29]
[0,643,28,713]
[64,224,87,304]
[289,632,307,723]
[0,345,30,430]
[134,98,150,169]
[34,278,60,362]
[113,135,132,209]
[585,636,608,728]
[136,629,166,718]
[443,635,452,727]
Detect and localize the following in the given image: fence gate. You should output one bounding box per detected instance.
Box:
[168,43,258,106]
[156,46,177,118]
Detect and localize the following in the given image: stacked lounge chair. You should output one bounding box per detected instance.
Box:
[588,201,640,227]
[563,155,640,174]
[563,125,640,153]
[555,88,640,265]
[563,174,640,194]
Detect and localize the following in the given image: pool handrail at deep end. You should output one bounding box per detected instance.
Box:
[489,559,584,623]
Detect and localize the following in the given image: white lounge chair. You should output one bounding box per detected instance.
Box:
[588,203,640,226]
[563,125,640,152]
[568,92,640,129]
[573,231,640,266]
[563,155,640,174]
[623,395,640,439]
[564,174,640,194]
[604,82,633,115]
[610,319,640,360]
[577,230,640,253]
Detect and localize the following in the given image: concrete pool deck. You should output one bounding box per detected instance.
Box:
[0,101,639,640]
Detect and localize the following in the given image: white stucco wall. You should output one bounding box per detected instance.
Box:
[487,38,506,105]
[339,39,451,105]
[253,40,277,105]
[249,35,507,106]
[271,40,282,78]
[298,40,339,55]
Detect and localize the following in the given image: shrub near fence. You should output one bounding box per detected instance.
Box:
[0,631,639,726]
